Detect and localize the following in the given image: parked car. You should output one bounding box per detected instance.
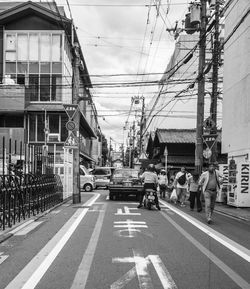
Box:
[90,167,115,189]
[109,168,143,200]
[80,165,96,192]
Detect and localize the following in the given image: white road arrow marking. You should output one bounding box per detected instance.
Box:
[148,255,177,289]
[133,249,154,289]
[111,252,177,289]
[0,252,9,265]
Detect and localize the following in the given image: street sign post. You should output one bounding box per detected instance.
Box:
[63,104,79,120]
[66,120,76,131]
[64,132,78,149]
[203,134,218,150]
[203,148,212,159]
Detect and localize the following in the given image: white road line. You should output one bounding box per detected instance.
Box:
[14,221,43,236]
[70,203,107,289]
[161,211,250,289]
[4,196,96,289]
[148,255,177,289]
[159,200,250,263]
[83,193,101,207]
[50,210,61,215]
[0,252,9,265]
[110,267,137,289]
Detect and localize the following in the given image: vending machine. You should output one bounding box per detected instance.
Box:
[227,159,250,207]
[216,164,228,203]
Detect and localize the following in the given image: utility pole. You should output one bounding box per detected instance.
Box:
[210,0,220,163]
[129,128,132,168]
[195,0,207,174]
[139,96,145,157]
[109,137,112,165]
[72,42,81,204]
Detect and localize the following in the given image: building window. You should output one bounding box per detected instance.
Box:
[4,31,63,102]
[29,75,39,101]
[37,115,45,141]
[29,114,66,142]
[40,34,51,61]
[40,75,50,101]
[17,34,28,61]
[49,115,59,134]
[29,115,36,141]
[29,34,39,61]
[61,114,68,141]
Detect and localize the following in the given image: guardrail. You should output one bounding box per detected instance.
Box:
[0,173,63,231]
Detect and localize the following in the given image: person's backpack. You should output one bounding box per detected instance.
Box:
[177,173,187,186]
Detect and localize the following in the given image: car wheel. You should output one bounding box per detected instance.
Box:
[109,193,114,200]
[84,184,93,192]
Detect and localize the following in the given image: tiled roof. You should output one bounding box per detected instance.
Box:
[157,129,222,144]
[0,2,65,16]
[157,129,196,144]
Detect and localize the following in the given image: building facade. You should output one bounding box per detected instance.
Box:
[222,0,250,207]
[146,129,226,177]
[0,2,102,195]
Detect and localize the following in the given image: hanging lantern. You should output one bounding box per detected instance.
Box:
[190,3,201,25]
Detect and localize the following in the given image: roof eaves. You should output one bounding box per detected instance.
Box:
[0,1,70,23]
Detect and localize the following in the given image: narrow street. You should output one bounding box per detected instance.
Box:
[0,190,249,289]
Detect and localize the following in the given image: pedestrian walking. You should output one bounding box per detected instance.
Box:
[174,167,191,207]
[199,163,223,224]
[158,169,168,199]
[166,176,175,201]
[188,172,202,212]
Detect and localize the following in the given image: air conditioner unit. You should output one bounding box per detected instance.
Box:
[48,133,60,142]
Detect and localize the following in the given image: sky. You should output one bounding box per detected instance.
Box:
[56,0,192,147]
[2,0,217,147]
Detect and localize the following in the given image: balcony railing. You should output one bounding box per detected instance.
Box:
[0,85,25,111]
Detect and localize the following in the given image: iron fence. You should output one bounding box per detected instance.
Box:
[0,137,63,231]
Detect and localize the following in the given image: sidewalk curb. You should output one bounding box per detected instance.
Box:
[214,208,250,222]
[160,199,250,222]
[0,197,72,244]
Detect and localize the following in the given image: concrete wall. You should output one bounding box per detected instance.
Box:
[222,0,250,157]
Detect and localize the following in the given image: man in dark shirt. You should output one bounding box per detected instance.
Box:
[199,163,223,224]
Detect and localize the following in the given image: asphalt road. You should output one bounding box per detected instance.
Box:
[0,190,250,289]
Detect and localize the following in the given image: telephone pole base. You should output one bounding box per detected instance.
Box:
[73,194,81,204]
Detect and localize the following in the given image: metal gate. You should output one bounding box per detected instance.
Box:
[0,137,63,231]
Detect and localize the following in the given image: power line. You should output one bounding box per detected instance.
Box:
[60,3,187,7]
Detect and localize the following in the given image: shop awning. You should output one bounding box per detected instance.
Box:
[79,111,97,139]
[80,151,96,163]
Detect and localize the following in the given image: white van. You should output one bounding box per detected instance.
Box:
[80,165,96,192]
[90,167,115,189]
